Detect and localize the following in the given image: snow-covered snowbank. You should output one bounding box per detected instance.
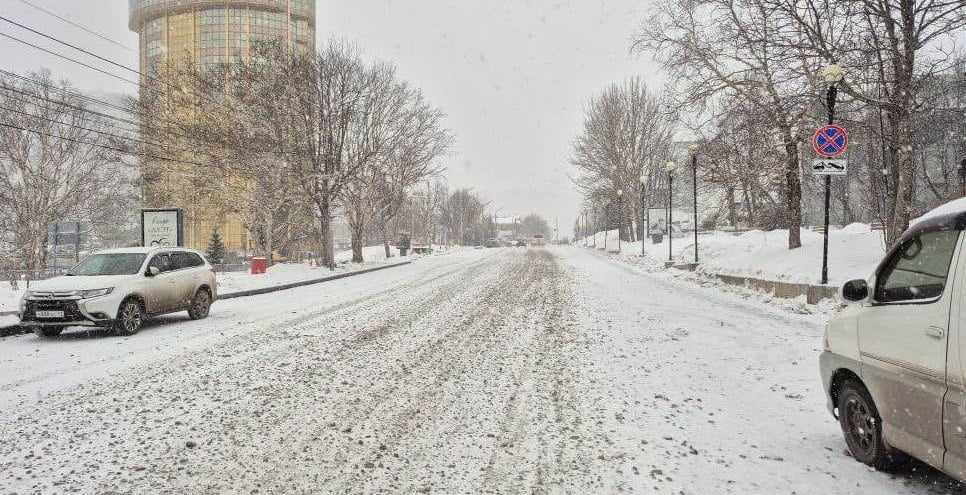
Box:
[0,283,24,313]
[583,224,887,286]
[217,246,410,294]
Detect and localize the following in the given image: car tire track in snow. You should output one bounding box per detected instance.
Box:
[2,246,964,494]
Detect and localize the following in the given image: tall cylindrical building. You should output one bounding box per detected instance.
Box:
[129,1,316,252]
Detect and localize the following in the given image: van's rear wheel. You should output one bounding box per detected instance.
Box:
[837,379,903,471]
[114,299,144,336]
[33,327,63,337]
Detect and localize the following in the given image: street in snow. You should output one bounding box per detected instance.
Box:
[1,247,960,494]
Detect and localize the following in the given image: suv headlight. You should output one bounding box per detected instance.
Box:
[77,288,114,299]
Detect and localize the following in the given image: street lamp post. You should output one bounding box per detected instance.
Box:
[604,204,609,250]
[821,63,845,285]
[666,161,678,263]
[689,144,700,263]
[617,189,624,253]
[640,174,647,256]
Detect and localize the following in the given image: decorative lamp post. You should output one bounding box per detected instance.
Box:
[604,203,609,250]
[617,189,624,253]
[821,63,845,285]
[666,161,678,263]
[640,173,647,256]
[689,144,700,263]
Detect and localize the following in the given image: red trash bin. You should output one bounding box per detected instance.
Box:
[251,257,268,275]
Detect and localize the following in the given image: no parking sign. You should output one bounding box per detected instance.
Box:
[812,125,848,158]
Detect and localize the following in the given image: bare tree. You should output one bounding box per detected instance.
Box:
[224,41,384,269]
[771,0,966,243]
[635,0,822,248]
[342,71,451,262]
[0,70,133,273]
[570,77,676,241]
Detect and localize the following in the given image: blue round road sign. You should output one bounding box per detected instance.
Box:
[813,125,848,158]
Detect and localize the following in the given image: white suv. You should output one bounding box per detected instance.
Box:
[19,247,217,337]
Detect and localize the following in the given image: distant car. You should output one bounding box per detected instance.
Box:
[485,239,500,248]
[516,240,526,247]
[19,247,217,337]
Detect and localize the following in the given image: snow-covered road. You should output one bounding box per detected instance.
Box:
[0,247,961,494]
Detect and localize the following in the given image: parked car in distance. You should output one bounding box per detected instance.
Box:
[516,240,527,247]
[19,247,217,337]
[821,206,966,481]
[485,239,500,248]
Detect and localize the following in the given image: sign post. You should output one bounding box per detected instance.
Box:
[141,209,184,248]
[814,92,848,284]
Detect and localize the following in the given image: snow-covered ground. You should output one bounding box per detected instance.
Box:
[0,282,24,313]
[585,224,887,285]
[216,245,415,294]
[0,246,959,493]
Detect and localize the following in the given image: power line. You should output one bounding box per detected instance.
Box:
[0,83,140,130]
[0,103,210,165]
[12,0,138,54]
[0,121,202,168]
[0,69,248,157]
[0,30,140,86]
[0,68,133,114]
[0,15,141,79]
[0,16,230,110]
[0,120,249,187]
[0,68,296,161]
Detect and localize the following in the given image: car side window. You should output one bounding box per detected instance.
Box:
[874,230,961,303]
[147,253,171,273]
[169,252,190,271]
[187,253,205,267]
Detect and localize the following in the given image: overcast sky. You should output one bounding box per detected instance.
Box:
[1,0,661,235]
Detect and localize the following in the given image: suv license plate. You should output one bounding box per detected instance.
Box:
[36,310,65,318]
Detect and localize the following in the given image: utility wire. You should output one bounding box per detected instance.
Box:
[0,68,134,114]
[0,103,211,165]
[0,83,140,130]
[0,121,204,169]
[0,15,141,79]
[0,68,279,158]
[0,120,248,184]
[12,0,138,54]
[0,30,140,85]
[0,16,229,109]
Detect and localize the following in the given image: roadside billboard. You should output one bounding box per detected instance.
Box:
[647,208,668,236]
[141,209,184,248]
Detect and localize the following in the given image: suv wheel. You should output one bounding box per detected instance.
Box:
[33,327,63,338]
[114,299,144,336]
[188,289,211,320]
[837,378,904,471]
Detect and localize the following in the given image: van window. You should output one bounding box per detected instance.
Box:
[874,230,961,303]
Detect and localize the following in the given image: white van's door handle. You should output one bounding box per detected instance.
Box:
[926,326,946,339]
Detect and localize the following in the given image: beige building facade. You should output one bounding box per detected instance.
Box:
[128,0,316,251]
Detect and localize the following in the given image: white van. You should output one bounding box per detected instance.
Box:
[821,202,966,479]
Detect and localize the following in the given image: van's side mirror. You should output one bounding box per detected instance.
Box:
[841,279,869,303]
[146,266,160,277]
